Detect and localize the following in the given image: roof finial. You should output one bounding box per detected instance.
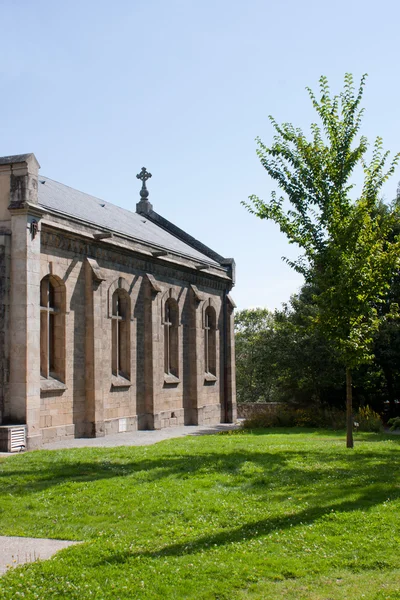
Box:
[136,167,152,199]
[136,167,153,214]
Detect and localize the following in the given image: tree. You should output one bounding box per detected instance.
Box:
[235,308,277,403]
[244,74,400,447]
[273,286,345,406]
[235,296,344,408]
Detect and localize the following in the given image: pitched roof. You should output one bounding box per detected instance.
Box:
[37,176,220,265]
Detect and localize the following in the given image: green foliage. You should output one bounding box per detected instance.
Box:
[242,406,346,430]
[235,295,346,406]
[388,416,400,431]
[235,308,277,403]
[1,433,400,599]
[244,74,400,373]
[241,409,294,429]
[273,287,345,404]
[354,405,383,432]
[235,279,400,416]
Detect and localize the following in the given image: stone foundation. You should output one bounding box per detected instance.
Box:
[104,416,138,435]
[197,403,222,426]
[40,423,76,445]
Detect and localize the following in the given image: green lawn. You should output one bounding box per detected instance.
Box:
[0,429,399,599]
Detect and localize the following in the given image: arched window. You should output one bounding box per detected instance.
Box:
[164,298,179,377]
[111,289,130,379]
[204,306,216,376]
[40,275,65,381]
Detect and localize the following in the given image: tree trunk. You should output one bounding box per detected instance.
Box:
[346,367,354,448]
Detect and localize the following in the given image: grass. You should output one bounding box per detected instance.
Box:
[0,428,399,599]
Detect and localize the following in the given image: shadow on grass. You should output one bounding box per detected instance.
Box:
[238,427,400,442]
[95,483,400,565]
[0,438,399,500]
[237,427,345,436]
[1,433,399,567]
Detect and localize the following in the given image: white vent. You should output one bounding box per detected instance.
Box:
[10,427,26,452]
[118,418,127,433]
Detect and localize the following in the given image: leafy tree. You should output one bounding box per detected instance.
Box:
[235,297,344,408]
[244,74,400,447]
[273,286,345,406]
[235,308,277,403]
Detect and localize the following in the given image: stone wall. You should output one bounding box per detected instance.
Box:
[237,402,283,420]
[36,230,235,445]
[0,234,11,422]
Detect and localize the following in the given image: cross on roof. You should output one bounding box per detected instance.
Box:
[136,167,152,184]
[136,167,152,200]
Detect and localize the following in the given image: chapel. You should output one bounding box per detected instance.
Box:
[0,153,236,451]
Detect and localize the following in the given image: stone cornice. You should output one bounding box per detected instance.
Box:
[41,228,233,291]
[40,210,225,274]
[8,203,46,218]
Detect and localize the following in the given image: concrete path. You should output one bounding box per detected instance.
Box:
[42,423,240,451]
[0,536,80,575]
[0,423,240,457]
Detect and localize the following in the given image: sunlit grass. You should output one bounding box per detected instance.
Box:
[0,428,399,599]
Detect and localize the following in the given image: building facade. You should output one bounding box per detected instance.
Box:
[0,154,236,450]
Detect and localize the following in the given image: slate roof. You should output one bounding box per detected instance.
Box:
[37,176,220,266]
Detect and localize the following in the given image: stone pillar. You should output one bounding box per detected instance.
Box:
[186,285,205,425]
[0,232,11,423]
[84,258,106,436]
[141,274,162,429]
[6,154,43,448]
[223,294,237,423]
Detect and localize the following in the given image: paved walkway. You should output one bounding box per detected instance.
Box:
[0,537,80,575]
[0,423,240,457]
[42,423,240,451]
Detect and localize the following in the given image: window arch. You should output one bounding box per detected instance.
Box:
[204,305,217,376]
[111,289,130,379]
[40,275,65,381]
[164,298,179,378]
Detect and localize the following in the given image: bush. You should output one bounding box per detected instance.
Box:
[354,406,383,433]
[387,416,400,431]
[242,406,346,430]
[242,412,279,429]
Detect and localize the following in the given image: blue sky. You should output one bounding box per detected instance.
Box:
[1,0,399,310]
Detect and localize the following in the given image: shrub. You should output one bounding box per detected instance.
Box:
[242,412,277,429]
[275,408,298,427]
[387,416,400,431]
[292,407,345,429]
[355,406,383,433]
[242,406,346,430]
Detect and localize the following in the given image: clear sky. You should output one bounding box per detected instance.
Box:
[1,0,399,310]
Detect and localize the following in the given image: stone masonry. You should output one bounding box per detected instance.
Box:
[0,154,236,449]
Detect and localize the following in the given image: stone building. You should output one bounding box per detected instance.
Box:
[0,153,236,451]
